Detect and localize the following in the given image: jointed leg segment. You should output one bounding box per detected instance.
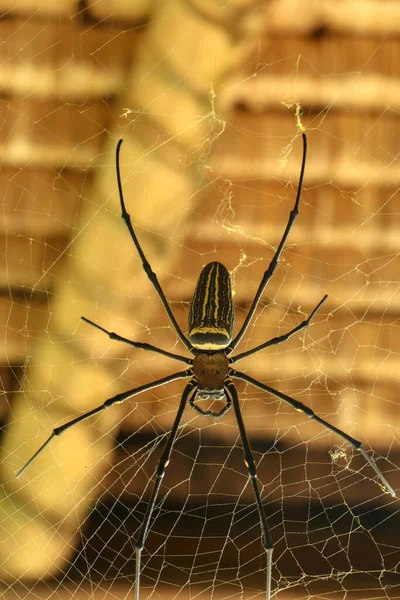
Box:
[16,369,193,479]
[82,316,191,365]
[231,294,328,364]
[226,380,274,600]
[231,369,395,498]
[134,380,197,600]
[229,133,308,352]
[116,140,193,353]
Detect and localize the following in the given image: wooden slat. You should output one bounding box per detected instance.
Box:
[89,0,151,22]
[0,18,136,99]
[0,365,22,420]
[211,112,400,185]
[4,580,398,600]
[0,296,50,362]
[107,440,398,506]
[264,0,400,35]
[0,99,109,166]
[0,0,77,17]
[0,234,70,289]
[191,182,400,249]
[0,167,84,236]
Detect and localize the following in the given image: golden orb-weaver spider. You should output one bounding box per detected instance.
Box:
[17,133,395,600]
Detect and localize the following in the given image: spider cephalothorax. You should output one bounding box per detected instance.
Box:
[192,350,230,412]
[192,350,229,393]
[17,134,395,600]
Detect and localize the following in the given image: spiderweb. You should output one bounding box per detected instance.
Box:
[1,3,400,600]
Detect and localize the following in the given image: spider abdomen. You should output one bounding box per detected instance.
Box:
[188,262,235,350]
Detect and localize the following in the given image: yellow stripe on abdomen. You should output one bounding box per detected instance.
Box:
[188,262,235,350]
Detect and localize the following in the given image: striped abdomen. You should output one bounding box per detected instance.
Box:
[188,262,235,350]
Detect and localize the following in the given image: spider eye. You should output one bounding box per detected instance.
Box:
[197,391,210,400]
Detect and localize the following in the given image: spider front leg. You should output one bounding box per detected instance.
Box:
[115,140,193,353]
[231,369,396,498]
[229,133,307,352]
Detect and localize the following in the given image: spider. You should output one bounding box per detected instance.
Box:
[17,133,395,600]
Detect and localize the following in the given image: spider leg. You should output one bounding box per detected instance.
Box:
[229,133,307,353]
[135,379,197,600]
[81,316,191,365]
[231,369,395,498]
[16,369,193,479]
[231,294,327,364]
[116,140,193,353]
[225,379,274,600]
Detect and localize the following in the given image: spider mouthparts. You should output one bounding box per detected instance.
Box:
[197,389,225,401]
